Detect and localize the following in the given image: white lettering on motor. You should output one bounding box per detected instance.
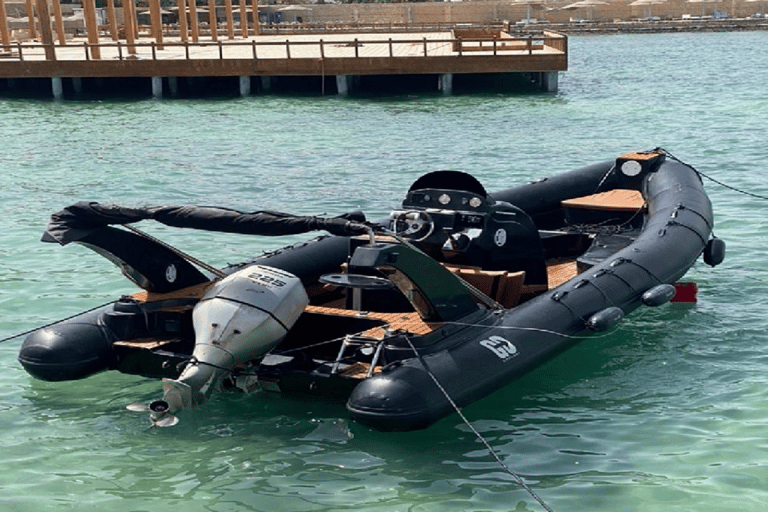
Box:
[247,270,286,288]
[480,335,518,360]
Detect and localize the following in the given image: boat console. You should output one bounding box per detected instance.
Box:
[389,170,547,284]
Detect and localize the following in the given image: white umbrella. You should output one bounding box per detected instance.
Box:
[629,0,666,18]
[562,0,609,20]
[509,0,547,24]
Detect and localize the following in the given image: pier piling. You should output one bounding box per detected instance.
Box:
[240,76,251,97]
[152,77,163,99]
[440,73,454,95]
[336,75,349,97]
[72,77,83,96]
[51,77,63,100]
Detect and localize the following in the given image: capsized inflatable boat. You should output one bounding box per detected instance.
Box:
[19,150,725,430]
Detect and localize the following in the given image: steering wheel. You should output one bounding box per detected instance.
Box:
[391,210,435,242]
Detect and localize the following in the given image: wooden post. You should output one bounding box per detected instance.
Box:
[51,0,66,45]
[0,0,11,48]
[34,0,55,60]
[25,0,37,40]
[177,0,188,43]
[148,0,163,49]
[238,0,247,37]
[123,0,137,55]
[106,0,118,41]
[224,0,234,40]
[251,0,259,36]
[189,0,199,42]
[208,0,217,42]
[82,0,100,59]
[131,0,139,41]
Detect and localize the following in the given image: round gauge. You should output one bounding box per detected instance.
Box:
[438,193,451,205]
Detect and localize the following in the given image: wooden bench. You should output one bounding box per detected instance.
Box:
[444,265,527,308]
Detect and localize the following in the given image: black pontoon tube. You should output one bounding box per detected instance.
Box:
[346,157,714,431]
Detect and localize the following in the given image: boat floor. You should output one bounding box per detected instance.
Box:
[548,259,579,289]
[126,257,581,344]
[305,257,580,340]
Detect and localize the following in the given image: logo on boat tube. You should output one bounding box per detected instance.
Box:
[494,229,507,247]
[480,335,518,360]
[165,264,177,283]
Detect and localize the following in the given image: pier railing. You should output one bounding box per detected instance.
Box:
[0,30,566,65]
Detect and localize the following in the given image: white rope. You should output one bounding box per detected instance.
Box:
[404,335,556,512]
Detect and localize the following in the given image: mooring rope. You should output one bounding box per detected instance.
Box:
[658,147,768,202]
[0,300,117,344]
[403,334,556,512]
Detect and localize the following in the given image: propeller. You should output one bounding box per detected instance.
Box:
[126,397,181,427]
[126,400,180,427]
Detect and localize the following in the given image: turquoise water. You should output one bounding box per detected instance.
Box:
[2,30,768,512]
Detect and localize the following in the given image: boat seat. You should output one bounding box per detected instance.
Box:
[444,265,526,308]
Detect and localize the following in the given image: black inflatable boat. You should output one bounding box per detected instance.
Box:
[18,149,725,430]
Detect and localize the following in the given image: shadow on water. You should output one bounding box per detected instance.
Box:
[1,72,555,101]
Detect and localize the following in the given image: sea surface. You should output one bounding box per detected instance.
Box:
[1,30,767,512]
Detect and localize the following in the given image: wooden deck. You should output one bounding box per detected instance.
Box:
[0,30,566,77]
[1,2,566,98]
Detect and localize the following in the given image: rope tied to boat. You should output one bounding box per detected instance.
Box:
[658,147,768,202]
[402,334,556,512]
[0,299,117,345]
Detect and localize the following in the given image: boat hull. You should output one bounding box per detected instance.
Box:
[347,158,713,430]
[18,153,716,431]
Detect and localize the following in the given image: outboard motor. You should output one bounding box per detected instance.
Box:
[139,265,309,426]
[390,171,547,283]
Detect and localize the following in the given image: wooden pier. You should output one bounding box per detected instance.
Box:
[0,1,567,98]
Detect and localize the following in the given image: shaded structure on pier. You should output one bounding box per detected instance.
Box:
[0,0,567,99]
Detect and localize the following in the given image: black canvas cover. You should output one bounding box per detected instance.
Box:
[43,202,369,245]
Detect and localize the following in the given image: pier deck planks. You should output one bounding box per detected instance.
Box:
[0,31,567,79]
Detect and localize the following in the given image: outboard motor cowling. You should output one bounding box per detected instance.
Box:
[145,265,308,425]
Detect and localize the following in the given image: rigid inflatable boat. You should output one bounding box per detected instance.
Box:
[19,149,725,430]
